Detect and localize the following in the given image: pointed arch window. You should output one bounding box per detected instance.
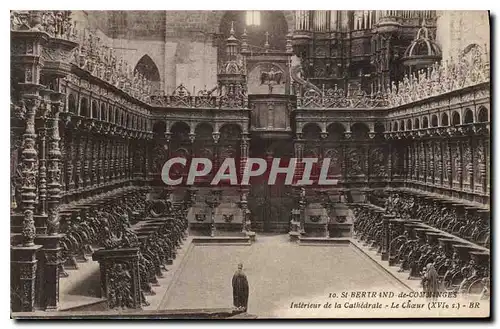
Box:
[134,54,161,94]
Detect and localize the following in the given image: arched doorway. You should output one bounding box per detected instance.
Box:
[247,137,294,233]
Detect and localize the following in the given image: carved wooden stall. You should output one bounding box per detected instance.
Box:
[10,10,490,313]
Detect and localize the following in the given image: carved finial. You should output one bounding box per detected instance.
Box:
[241,28,248,53]
[416,18,429,39]
[230,21,235,36]
[285,30,293,53]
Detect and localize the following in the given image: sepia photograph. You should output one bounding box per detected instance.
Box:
[8,7,491,320]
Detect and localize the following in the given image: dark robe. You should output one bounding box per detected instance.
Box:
[424,265,439,299]
[232,270,249,309]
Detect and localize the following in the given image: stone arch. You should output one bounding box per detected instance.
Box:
[125,113,130,128]
[194,122,214,139]
[131,115,136,129]
[414,118,420,129]
[374,122,385,133]
[80,97,89,117]
[326,122,346,140]
[452,111,461,125]
[400,120,405,131]
[68,93,77,114]
[170,121,191,133]
[422,116,429,128]
[115,109,121,126]
[392,121,398,131]
[100,103,106,121]
[326,122,348,132]
[406,119,412,130]
[441,112,449,126]
[170,121,191,145]
[302,122,322,140]
[464,108,474,124]
[351,122,369,139]
[219,123,242,139]
[108,106,114,123]
[91,100,99,119]
[477,106,489,122]
[431,114,438,127]
[219,122,244,135]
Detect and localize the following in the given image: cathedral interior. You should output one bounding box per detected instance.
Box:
[10,10,490,318]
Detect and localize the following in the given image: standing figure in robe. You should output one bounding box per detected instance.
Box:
[232,263,249,311]
[423,263,439,299]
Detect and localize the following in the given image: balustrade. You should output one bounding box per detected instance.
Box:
[150,83,248,109]
[298,84,389,109]
[386,45,489,107]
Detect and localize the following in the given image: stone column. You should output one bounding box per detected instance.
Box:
[98,134,104,185]
[420,140,426,181]
[11,96,43,312]
[110,136,116,180]
[36,102,48,217]
[125,137,130,179]
[75,131,84,189]
[239,188,249,232]
[90,132,98,187]
[475,137,486,193]
[144,136,152,180]
[455,140,463,189]
[105,134,111,182]
[407,142,413,181]
[38,92,66,310]
[120,138,126,179]
[239,133,250,179]
[65,130,75,191]
[211,131,219,176]
[428,140,434,184]
[435,139,442,186]
[464,137,473,190]
[83,123,92,187]
[386,139,392,181]
[293,133,304,183]
[298,187,306,234]
[117,138,123,180]
[445,138,452,188]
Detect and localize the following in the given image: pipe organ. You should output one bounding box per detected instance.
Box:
[291,10,438,94]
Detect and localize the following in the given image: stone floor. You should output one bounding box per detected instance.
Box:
[159,234,415,318]
[59,258,103,310]
[58,234,490,318]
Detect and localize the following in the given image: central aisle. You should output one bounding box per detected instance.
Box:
[159,235,408,317]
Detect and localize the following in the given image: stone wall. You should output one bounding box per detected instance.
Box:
[73,10,491,96]
[436,11,490,62]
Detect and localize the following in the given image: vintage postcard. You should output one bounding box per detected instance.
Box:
[9,10,490,319]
